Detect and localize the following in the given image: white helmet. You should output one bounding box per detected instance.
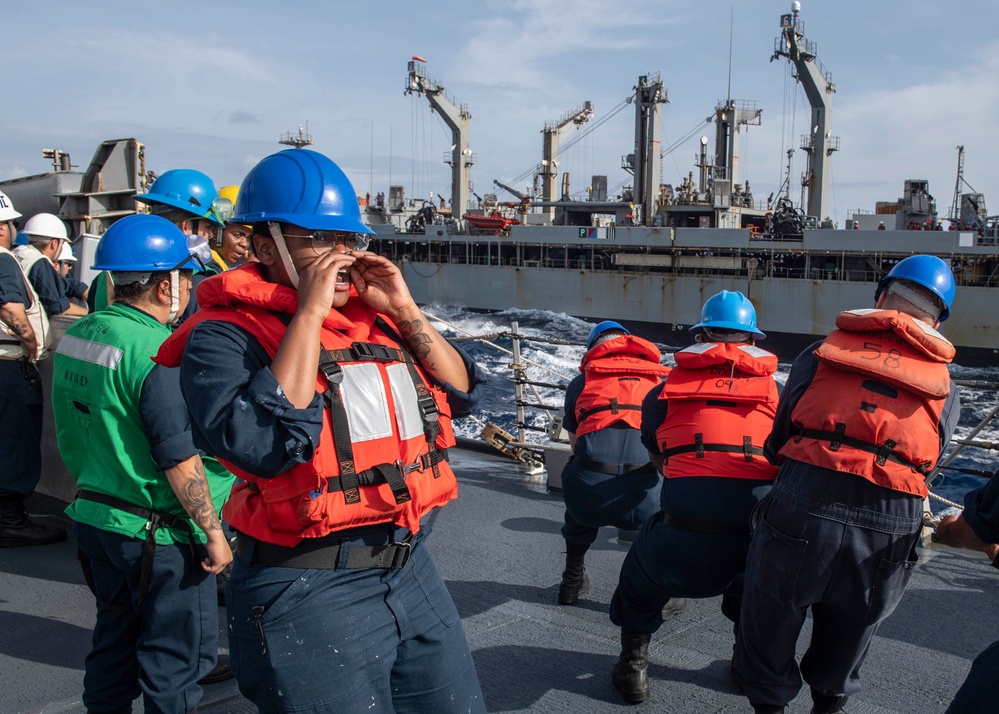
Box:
[57,242,77,262]
[0,190,21,221]
[22,212,69,242]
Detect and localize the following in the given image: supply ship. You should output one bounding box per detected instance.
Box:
[365,3,999,366]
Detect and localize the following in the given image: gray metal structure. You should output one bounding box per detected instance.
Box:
[539,101,593,219]
[624,73,668,226]
[406,58,473,221]
[772,1,839,222]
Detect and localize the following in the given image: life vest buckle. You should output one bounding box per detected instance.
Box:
[351,342,397,362]
[829,423,846,451]
[875,439,897,467]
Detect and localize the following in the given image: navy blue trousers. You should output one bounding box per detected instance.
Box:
[561,461,661,547]
[610,511,750,634]
[226,527,485,713]
[75,523,217,714]
[732,462,922,710]
[946,639,999,713]
[0,359,42,498]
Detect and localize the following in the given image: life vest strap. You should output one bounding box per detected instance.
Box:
[577,400,642,420]
[324,450,450,504]
[663,435,763,462]
[793,426,931,474]
[317,352,363,504]
[571,455,656,477]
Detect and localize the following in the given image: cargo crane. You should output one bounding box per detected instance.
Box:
[405,56,474,223]
[772,1,839,225]
[538,102,593,220]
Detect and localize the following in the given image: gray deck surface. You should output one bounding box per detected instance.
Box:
[2,448,997,713]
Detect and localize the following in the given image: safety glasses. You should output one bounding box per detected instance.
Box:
[282,230,371,254]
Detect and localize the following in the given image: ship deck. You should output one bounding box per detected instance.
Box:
[3,447,998,713]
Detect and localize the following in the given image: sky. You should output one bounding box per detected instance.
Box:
[3,0,998,227]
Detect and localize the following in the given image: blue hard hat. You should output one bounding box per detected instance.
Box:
[875,254,955,321]
[691,290,766,339]
[232,149,373,234]
[92,214,199,272]
[586,320,630,349]
[135,169,222,225]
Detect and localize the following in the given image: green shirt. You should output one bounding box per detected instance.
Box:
[52,302,233,544]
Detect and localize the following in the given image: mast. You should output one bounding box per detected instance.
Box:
[405,57,473,221]
[629,73,668,225]
[772,1,839,223]
[540,102,593,220]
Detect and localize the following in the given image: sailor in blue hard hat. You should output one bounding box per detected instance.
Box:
[87,169,221,320]
[51,214,236,712]
[609,290,779,703]
[734,256,960,714]
[154,149,487,712]
[557,319,670,606]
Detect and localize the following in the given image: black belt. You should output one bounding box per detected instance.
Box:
[235,529,413,570]
[659,511,749,536]
[571,455,656,477]
[76,489,196,607]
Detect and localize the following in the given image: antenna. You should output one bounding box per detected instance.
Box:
[279,122,314,149]
[726,5,734,105]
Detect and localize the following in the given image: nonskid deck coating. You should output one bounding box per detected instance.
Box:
[2,448,997,713]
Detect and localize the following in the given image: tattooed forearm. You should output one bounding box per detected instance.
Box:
[165,455,222,536]
[184,460,222,532]
[0,305,35,340]
[397,318,435,363]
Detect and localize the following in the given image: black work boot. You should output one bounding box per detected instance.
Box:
[0,494,67,547]
[611,631,651,703]
[558,543,590,605]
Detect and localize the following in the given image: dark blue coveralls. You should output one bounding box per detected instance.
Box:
[732,343,960,713]
[561,373,662,547]
[0,254,41,498]
[178,319,487,713]
[73,313,218,713]
[945,469,999,713]
[610,380,775,635]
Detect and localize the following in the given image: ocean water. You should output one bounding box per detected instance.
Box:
[425,303,999,509]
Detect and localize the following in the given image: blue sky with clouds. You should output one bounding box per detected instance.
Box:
[4,0,997,226]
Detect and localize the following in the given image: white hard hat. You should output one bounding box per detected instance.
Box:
[0,190,21,221]
[57,241,77,262]
[22,212,69,242]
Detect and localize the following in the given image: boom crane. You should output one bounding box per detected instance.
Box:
[539,102,593,220]
[772,1,839,224]
[405,57,473,224]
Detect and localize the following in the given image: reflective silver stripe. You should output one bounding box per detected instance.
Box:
[340,363,393,442]
[737,345,772,359]
[386,363,424,441]
[679,342,715,355]
[911,318,950,342]
[56,334,123,370]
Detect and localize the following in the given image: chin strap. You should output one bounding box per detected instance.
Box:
[167,270,182,323]
[267,222,300,289]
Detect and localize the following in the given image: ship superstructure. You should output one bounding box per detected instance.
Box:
[367,3,999,366]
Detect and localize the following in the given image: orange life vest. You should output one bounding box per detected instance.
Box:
[779,309,955,497]
[654,342,779,480]
[574,335,670,437]
[155,264,459,546]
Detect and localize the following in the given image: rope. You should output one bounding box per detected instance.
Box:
[928,491,964,510]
